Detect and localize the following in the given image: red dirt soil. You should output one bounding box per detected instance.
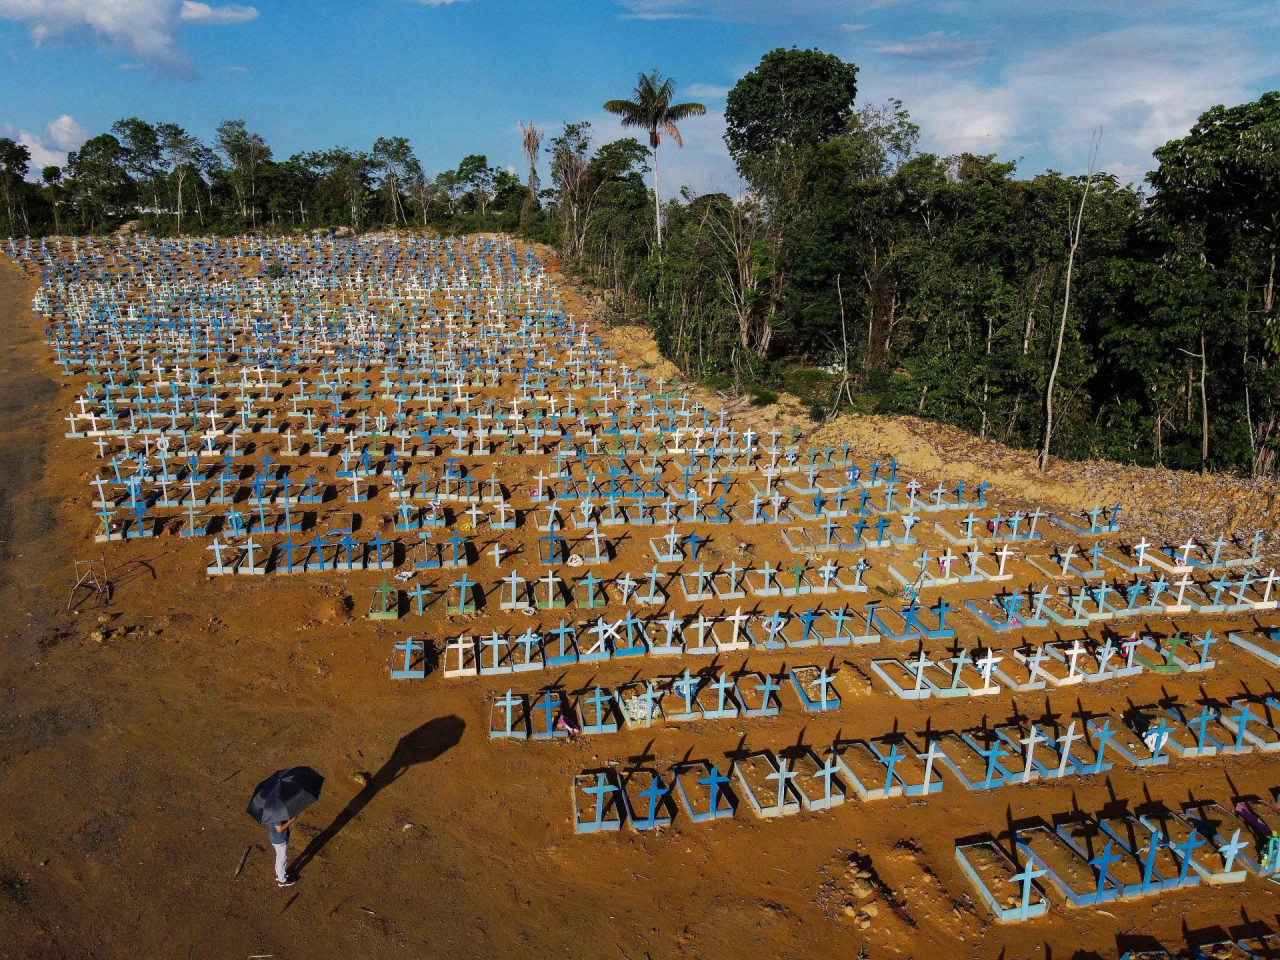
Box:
[0,249,1278,960]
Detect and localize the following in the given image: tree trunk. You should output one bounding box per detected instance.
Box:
[1199,331,1209,473]
[1039,168,1094,472]
[653,142,662,248]
[1266,240,1276,317]
[981,312,993,439]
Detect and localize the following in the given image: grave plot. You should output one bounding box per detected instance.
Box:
[1057,817,1150,898]
[731,752,804,819]
[1016,823,1119,905]
[954,840,1048,922]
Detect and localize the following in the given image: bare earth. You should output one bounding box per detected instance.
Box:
[1,251,1278,960]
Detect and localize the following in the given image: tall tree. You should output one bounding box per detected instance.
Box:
[455,154,496,217]
[41,165,62,234]
[0,138,30,233]
[1150,92,1280,337]
[64,134,131,230]
[519,121,543,224]
[156,123,201,232]
[724,48,860,355]
[1039,155,1096,471]
[215,119,271,226]
[604,69,705,247]
[372,136,415,226]
[111,117,163,217]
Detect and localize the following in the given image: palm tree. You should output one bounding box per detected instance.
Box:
[518,121,543,224]
[604,69,706,247]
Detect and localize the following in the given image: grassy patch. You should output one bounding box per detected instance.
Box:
[779,365,840,408]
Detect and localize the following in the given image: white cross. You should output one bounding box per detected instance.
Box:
[919,741,942,791]
[1020,727,1041,783]
[938,548,956,577]
[1121,634,1140,668]
[1064,638,1087,679]
[994,544,1013,578]
[1056,722,1081,777]
[1178,538,1197,565]
[1260,569,1277,604]
[977,648,1001,691]
[1133,537,1151,567]
[1058,544,1075,576]
[909,650,934,691]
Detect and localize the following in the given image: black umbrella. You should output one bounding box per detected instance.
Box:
[247,766,324,825]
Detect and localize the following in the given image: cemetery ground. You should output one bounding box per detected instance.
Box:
[1,239,1280,960]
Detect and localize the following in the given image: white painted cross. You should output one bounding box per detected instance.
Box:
[1178,538,1197,566]
[1055,722,1081,777]
[727,606,749,648]
[1133,537,1151,567]
[977,648,1002,691]
[909,649,934,692]
[1020,727,1041,784]
[1064,638,1087,680]
[919,741,943,792]
[994,544,1013,578]
[1173,572,1194,607]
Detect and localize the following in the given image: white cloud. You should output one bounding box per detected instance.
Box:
[684,83,731,99]
[43,114,88,151]
[0,0,258,76]
[870,31,992,69]
[179,1,257,24]
[616,0,699,19]
[0,114,87,174]
[615,0,888,22]
[863,23,1271,179]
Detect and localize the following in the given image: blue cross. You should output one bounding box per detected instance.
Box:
[880,742,903,794]
[1088,838,1120,896]
[698,765,730,815]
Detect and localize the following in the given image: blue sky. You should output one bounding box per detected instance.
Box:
[3,0,1279,192]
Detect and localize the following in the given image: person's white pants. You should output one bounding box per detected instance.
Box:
[272,841,289,884]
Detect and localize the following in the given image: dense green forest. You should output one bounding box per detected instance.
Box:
[1,48,1277,477]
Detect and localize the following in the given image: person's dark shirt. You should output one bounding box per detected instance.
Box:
[268,821,290,844]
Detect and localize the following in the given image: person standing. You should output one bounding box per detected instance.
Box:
[268,816,297,887]
[247,766,323,890]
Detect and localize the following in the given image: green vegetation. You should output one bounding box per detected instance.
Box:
[0,54,1276,476]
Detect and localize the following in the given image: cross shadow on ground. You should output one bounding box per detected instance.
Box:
[290,714,465,877]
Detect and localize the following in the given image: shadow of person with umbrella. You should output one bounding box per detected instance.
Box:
[289,714,465,878]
